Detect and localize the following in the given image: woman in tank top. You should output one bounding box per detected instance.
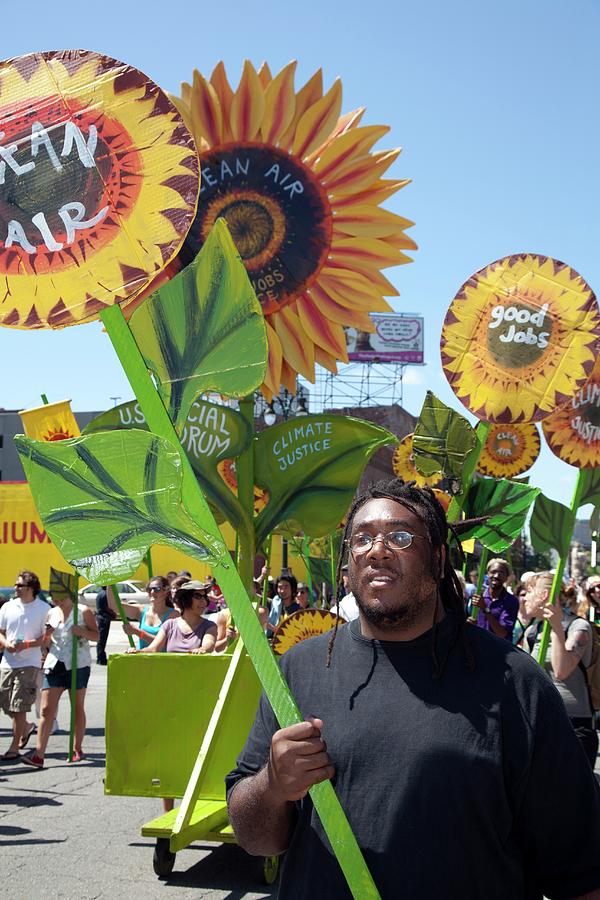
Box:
[22,591,99,769]
[107,576,178,649]
[127,581,217,655]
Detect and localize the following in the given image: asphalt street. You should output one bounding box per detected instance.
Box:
[0,625,275,900]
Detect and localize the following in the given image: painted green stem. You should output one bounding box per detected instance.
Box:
[68,590,78,762]
[99,304,380,899]
[329,533,336,599]
[303,535,313,601]
[262,533,273,609]
[536,471,584,667]
[470,546,489,622]
[107,585,135,649]
[235,397,256,596]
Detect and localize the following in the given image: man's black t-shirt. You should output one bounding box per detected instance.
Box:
[226,613,600,899]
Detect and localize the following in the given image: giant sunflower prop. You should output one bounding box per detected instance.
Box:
[477,423,540,478]
[392,432,442,488]
[441,254,600,423]
[0,50,199,328]
[168,60,416,398]
[272,608,339,656]
[542,357,600,468]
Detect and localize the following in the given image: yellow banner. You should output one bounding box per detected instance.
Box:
[19,399,80,442]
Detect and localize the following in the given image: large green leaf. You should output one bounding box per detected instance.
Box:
[529,493,573,558]
[579,468,600,508]
[83,398,252,531]
[413,391,477,482]
[15,431,226,584]
[253,414,396,544]
[460,477,540,552]
[129,219,268,432]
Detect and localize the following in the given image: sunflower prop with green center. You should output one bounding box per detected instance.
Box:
[0,49,199,327]
[153,60,417,398]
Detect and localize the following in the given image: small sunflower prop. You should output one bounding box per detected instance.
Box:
[392,433,442,488]
[542,356,600,468]
[170,60,416,398]
[441,254,600,423]
[0,50,199,328]
[476,423,540,478]
[217,458,269,513]
[272,608,339,656]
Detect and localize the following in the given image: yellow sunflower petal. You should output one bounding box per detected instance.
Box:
[331,178,411,209]
[323,148,401,195]
[190,69,224,147]
[280,358,300,393]
[332,205,415,239]
[304,108,367,166]
[376,230,418,252]
[230,60,265,141]
[323,263,400,297]
[263,317,284,399]
[292,78,342,159]
[315,345,340,373]
[278,68,323,151]
[329,236,406,270]
[311,125,390,180]
[210,61,234,140]
[257,61,273,89]
[169,91,194,135]
[296,293,350,359]
[272,305,316,381]
[392,433,442,487]
[261,60,297,144]
[308,283,375,331]
[318,272,393,312]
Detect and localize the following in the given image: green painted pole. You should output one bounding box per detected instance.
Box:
[100,304,380,899]
[329,533,336,601]
[470,546,489,622]
[303,535,313,603]
[145,549,153,578]
[68,576,79,763]
[536,471,583,667]
[107,585,135,649]
[262,533,273,609]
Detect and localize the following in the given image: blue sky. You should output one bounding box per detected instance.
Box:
[1,0,599,508]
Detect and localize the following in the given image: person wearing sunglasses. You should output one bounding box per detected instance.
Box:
[127,581,216,656]
[295,584,310,610]
[107,577,177,650]
[227,479,600,900]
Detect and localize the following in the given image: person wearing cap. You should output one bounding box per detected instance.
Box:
[472,558,519,641]
[127,581,216,655]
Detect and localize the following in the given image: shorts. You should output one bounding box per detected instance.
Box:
[43,661,90,691]
[0,666,39,714]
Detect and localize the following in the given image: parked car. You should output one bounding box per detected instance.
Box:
[78,580,147,610]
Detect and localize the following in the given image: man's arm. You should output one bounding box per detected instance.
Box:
[228,718,335,856]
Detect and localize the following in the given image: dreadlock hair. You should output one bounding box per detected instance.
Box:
[327,478,475,677]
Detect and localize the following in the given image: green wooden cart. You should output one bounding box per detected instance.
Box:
[105,641,280,883]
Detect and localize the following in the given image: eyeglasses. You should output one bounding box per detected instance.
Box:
[192,592,208,600]
[14,583,24,588]
[347,530,427,555]
[148,585,164,593]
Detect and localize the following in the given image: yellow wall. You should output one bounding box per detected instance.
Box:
[0,482,301,589]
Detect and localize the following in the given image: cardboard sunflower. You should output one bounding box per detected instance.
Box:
[441,254,600,423]
[0,49,199,328]
[476,423,540,478]
[168,60,416,398]
[392,432,442,487]
[272,608,339,656]
[542,357,600,468]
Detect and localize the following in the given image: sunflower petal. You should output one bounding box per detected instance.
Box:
[263,318,283,399]
[332,178,411,209]
[272,306,315,381]
[310,125,389,179]
[329,236,407,270]
[257,61,273,89]
[307,283,375,331]
[324,262,401,296]
[314,345,339,373]
[281,359,300,393]
[261,60,297,144]
[279,68,323,150]
[210,61,234,141]
[168,92,193,135]
[332,204,415,239]
[376,230,418,251]
[296,294,349,359]
[318,273,394,312]
[190,69,223,147]
[292,78,342,160]
[230,60,265,141]
[304,108,367,165]
[323,149,401,195]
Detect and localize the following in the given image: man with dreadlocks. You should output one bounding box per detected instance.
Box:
[226,479,600,899]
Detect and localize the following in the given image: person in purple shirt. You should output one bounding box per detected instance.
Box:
[473,558,519,641]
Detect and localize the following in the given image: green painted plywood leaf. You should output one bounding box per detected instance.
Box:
[413,391,477,481]
[579,468,600,508]
[529,493,573,558]
[254,415,396,544]
[460,477,540,552]
[128,219,268,432]
[83,398,252,531]
[15,431,226,584]
[49,567,78,601]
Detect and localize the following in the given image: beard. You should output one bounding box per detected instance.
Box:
[355,589,435,631]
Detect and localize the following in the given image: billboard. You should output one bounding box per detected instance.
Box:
[346,314,424,364]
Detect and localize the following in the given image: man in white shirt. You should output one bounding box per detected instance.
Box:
[330,564,359,622]
[0,571,48,760]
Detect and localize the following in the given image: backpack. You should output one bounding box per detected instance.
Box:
[566,617,600,711]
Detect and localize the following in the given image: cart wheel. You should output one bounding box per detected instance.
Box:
[262,854,280,885]
[153,838,176,878]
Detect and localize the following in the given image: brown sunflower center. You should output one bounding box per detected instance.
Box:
[486,296,553,369]
[183,143,332,315]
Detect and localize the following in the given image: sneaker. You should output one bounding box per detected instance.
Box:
[22,752,44,769]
